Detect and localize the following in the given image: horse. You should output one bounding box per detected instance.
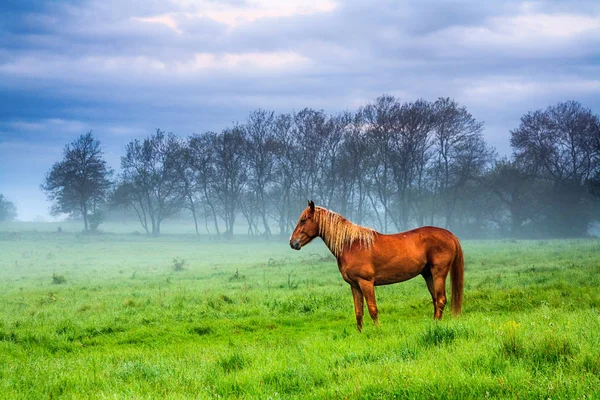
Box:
[289,201,464,332]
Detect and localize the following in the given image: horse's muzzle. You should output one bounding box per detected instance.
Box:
[290,240,301,250]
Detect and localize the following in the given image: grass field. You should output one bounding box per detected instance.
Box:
[1,226,600,399]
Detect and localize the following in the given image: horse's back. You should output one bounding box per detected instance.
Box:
[382,226,459,247]
[399,225,458,239]
[375,226,460,266]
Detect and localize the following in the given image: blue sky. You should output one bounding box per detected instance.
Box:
[1,0,599,220]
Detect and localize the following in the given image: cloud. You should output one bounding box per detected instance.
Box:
[133,14,182,33]
[463,77,600,104]
[431,12,600,59]
[177,51,311,71]
[199,0,336,26]
[7,118,88,134]
[136,0,337,29]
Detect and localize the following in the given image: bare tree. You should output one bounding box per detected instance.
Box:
[41,131,113,231]
[211,126,247,238]
[290,108,331,205]
[512,101,599,183]
[188,132,221,236]
[360,95,401,232]
[389,99,436,229]
[170,137,202,236]
[319,112,349,210]
[114,130,186,236]
[431,97,486,229]
[244,109,278,237]
[271,113,295,236]
[450,131,496,232]
[337,114,372,224]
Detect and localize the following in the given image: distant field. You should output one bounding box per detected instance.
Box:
[0,219,209,235]
[1,226,600,399]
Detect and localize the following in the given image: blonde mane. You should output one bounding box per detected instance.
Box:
[316,207,375,258]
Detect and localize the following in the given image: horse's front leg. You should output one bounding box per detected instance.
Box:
[358,279,379,327]
[351,285,364,332]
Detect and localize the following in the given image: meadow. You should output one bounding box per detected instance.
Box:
[1,223,600,399]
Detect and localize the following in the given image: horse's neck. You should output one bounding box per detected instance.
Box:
[317,210,340,256]
[318,210,366,258]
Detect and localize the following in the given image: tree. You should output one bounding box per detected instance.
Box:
[592,114,600,198]
[211,126,248,238]
[271,113,295,236]
[360,95,401,232]
[431,97,487,229]
[389,99,436,230]
[0,194,17,221]
[290,108,332,207]
[318,112,348,210]
[243,109,278,237]
[510,101,600,236]
[337,113,371,224]
[483,158,538,237]
[114,130,186,236]
[170,138,202,236]
[188,132,221,236]
[41,131,112,231]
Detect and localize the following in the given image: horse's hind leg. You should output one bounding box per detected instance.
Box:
[432,276,447,320]
[358,280,379,326]
[351,286,364,332]
[422,270,437,320]
[424,266,448,320]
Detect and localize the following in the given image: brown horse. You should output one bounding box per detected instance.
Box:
[289,201,464,332]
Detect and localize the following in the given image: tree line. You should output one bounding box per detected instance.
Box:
[40,96,600,238]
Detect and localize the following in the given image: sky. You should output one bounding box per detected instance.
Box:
[1,0,599,221]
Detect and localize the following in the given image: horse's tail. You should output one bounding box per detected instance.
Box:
[450,236,464,316]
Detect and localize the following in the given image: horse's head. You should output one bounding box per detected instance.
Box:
[289,200,319,250]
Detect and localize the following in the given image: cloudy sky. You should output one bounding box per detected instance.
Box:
[1,0,599,220]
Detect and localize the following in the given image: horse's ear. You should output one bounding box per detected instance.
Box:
[308,200,315,212]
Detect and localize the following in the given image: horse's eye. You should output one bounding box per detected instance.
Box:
[300,219,306,224]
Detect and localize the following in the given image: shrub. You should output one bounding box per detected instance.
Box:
[52,273,66,285]
[172,257,186,272]
[229,268,245,281]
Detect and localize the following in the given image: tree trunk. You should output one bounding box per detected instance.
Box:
[189,196,200,236]
[82,203,89,231]
[259,191,271,238]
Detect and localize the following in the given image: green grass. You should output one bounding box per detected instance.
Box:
[1,228,600,399]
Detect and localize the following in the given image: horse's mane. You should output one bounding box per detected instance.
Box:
[316,207,375,258]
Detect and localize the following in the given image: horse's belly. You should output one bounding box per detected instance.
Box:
[374,271,420,285]
[373,262,423,285]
